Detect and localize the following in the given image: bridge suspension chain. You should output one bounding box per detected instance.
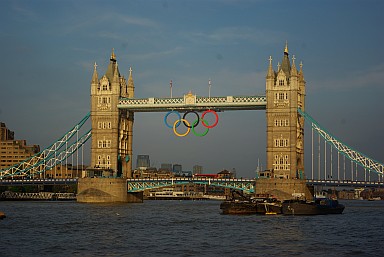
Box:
[299,109,384,177]
[0,113,91,179]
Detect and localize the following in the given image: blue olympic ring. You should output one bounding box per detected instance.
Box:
[164,111,181,128]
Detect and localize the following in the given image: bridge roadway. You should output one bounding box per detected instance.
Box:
[1,178,383,189]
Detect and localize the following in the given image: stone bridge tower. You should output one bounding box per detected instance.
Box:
[265,43,306,180]
[89,49,134,178]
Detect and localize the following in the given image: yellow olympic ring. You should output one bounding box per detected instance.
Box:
[173,119,191,137]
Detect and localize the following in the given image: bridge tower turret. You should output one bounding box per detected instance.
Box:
[266,43,306,180]
[89,49,134,178]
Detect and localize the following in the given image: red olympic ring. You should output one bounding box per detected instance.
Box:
[201,110,219,128]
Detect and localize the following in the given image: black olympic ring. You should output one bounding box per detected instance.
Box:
[182,111,199,128]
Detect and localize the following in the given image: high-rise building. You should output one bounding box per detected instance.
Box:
[160,163,172,172]
[172,164,182,174]
[0,122,40,170]
[136,155,150,170]
[193,165,203,175]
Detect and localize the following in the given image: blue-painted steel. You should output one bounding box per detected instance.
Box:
[298,108,384,177]
[0,178,78,186]
[127,178,256,193]
[0,113,91,179]
[306,179,384,187]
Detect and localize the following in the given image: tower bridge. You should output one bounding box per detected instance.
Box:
[1,44,384,203]
[81,43,307,202]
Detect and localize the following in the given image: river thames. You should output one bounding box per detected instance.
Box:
[1,200,383,257]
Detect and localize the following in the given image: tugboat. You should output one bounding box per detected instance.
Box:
[282,197,345,215]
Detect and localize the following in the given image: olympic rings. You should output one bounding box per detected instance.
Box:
[183,111,199,128]
[173,119,190,137]
[164,110,219,137]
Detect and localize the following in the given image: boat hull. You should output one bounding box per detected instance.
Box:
[220,201,282,215]
[282,199,345,215]
[220,201,258,215]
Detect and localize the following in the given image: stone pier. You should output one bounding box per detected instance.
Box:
[255,178,313,201]
[77,178,143,203]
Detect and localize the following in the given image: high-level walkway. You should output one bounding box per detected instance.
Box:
[118,94,266,112]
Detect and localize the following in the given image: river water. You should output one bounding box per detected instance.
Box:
[1,200,383,257]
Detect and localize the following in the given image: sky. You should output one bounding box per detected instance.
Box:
[0,0,383,178]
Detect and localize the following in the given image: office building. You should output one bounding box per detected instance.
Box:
[136,155,150,170]
[0,122,40,171]
[193,165,203,175]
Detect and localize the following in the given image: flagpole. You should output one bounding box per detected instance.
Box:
[208,79,211,98]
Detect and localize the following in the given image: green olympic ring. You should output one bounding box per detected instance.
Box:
[191,118,209,137]
[164,110,218,137]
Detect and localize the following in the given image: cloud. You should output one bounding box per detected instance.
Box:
[61,12,160,36]
[129,46,185,62]
[312,62,384,92]
[183,27,285,46]
[10,1,38,21]
[117,14,159,28]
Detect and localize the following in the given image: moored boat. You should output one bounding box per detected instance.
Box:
[282,198,345,215]
[220,191,282,215]
[220,200,258,215]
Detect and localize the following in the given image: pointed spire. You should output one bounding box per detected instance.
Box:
[299,61,304,80]
[113,61,119,83]
[291,55,298,76]
[110,48,116,61]
[91,62,99,83]
[128,66,135,98]
[106,49,118,82]
[266,56,275,78]
[284,40,289,54]
[281,41,291,75]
